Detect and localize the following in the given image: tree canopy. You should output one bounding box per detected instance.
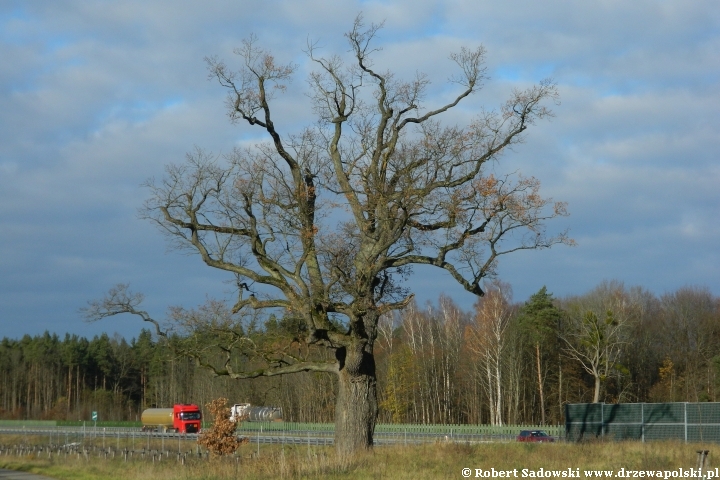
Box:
[88,16,572,454]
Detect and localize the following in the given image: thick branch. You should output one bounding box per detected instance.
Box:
[192,357,339,378]
[81,284,167,340]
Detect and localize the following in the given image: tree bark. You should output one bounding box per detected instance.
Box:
[558,356,562,421]
[334,343,378,456]
[535,342,545,425]
[67,366,72,415]
[593,374,601,403]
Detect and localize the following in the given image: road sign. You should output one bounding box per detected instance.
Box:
[92,411,98,421]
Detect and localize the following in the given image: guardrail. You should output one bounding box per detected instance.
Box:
[0,419,561,437]
[0,424,555,447]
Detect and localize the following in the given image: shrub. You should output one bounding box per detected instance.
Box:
[197,397,244,456]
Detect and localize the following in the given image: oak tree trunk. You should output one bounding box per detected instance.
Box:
[334,343,378,456]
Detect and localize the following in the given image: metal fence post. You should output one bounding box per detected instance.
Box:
[641,403,645,443]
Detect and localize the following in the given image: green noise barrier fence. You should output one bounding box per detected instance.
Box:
[565,402,720,443]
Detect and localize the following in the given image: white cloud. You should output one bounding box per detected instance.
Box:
[0,0,718,339]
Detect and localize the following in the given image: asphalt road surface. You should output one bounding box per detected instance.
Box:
[0,470,56,480]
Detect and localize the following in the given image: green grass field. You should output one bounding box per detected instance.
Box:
[0,438,715,480]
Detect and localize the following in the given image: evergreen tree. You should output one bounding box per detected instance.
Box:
[517,287,562,424]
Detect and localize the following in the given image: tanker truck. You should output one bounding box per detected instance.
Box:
[229,403,283,422]
[141,404,202,433]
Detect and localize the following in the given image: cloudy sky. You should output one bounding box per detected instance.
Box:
[1,0,718,340]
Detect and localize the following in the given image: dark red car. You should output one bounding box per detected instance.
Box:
[516,430,556,442]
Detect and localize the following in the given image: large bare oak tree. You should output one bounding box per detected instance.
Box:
[86,17,572,455]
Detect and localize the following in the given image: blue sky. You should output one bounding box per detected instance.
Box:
[1,0,718,340]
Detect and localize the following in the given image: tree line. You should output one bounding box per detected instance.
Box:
[0,326,335,424]
[377,281,720,425]
[1,281,718,425]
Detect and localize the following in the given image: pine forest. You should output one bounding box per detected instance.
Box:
[1,281,718,426]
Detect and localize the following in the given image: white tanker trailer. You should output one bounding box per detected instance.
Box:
[229,403,283,422]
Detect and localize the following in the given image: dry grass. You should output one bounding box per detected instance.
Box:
[0,438,715,479]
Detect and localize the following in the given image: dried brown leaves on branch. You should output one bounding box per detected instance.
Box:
[197,397,245,456]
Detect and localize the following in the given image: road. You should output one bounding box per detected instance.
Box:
[0,425,513,446]
[0,470,57,480]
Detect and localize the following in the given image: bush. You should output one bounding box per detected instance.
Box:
[197,397,245,456]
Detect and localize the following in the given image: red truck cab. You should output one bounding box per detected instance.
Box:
[141,403,202,433]
[173,404,202,433]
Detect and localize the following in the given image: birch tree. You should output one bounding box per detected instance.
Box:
[469,280,514,425]
[561,281,633,403]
